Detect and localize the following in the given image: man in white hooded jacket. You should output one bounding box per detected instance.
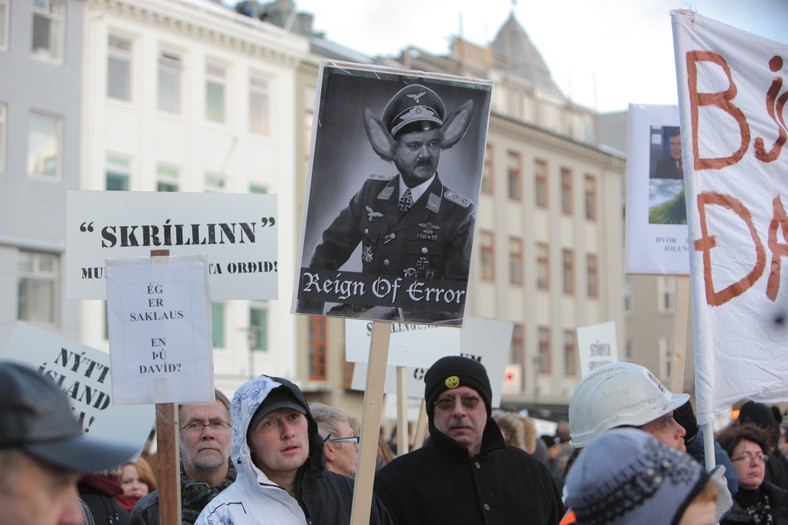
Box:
[195,375,392,525]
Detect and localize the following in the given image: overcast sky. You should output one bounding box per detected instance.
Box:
[291,0,788,113]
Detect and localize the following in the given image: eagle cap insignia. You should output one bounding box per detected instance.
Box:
[407,91,427,104]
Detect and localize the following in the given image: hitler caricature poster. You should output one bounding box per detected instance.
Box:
[293,62,492,325]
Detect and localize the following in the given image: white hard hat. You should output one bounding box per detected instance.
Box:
[568,362,689,448]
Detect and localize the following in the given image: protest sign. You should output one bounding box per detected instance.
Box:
[625,104,691,275]
[293,61,492,325]
[66,191,277,300]
[2,322,154,455]
[672,11,788,423]
[106,255,214,404]
[576,321,618,378]
[349,317,511,407]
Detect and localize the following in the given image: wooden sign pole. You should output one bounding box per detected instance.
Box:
[412,401,427,449]
[670,276,690,394]
[396,366,409,455]
[150,249,182,525]
[350,321,391,525]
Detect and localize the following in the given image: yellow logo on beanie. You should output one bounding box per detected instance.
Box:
[444,376,460,389]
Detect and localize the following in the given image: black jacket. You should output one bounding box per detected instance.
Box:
[375,418,564,525]
[721,481,788,524]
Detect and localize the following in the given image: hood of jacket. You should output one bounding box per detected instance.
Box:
[231,375,325,491]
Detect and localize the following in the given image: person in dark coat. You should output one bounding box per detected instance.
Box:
[736,400,788,493]
[653,128,684,179]
[717,424,788,525]
[374,356,563,525]
[79,472,129,525]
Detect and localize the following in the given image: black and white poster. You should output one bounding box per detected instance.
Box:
[293,62,492,325]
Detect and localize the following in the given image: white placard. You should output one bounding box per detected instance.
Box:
[349,317,511,408]
[2,322,154,456]
[345,320,460,367]
[106,255,214,404]
[66,191,278,300]
[576,321,619,378]
[672,11,788,423]
[625,104,691,275]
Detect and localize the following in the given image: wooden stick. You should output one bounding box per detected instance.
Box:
[396,366,409,455]
[670,276,690,393]
[412,400,427,449]
[350,321,391,525]
[155,401,181,524]
[150,249,182,525]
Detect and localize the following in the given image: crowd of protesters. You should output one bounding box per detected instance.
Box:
[3,356,787,525]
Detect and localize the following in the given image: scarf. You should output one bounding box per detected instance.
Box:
[181,462,237,525]
[737,487,774,525]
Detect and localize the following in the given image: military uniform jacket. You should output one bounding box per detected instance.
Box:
[310,174,474,280]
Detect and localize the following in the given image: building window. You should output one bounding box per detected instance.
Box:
[18,251,58,324]
[536,242,549,290]
[157,164,179,192]
[511,323,524,365]
[107,35,132,101]
[585,174,597,221]
[535,159,548,208]
[659,336,674,379]
[0,102,6,170]
[507,150,522,201]
[205,171,226,192]
[206,61,226,123]
[562,248,575,294]
[249,184,267,194]
[479,230,495,280]
[249,302,268,352]
[564,330,577,376]
[308,316,327,381]
[27,110,62,179]
[0,0,9,51]
[538,326,551,374]
[249,73,270,135]
[482,143,493,194]
[561,167,573,214]
[509,237,523,285]
[657,276,677,313]
[624,278,634,314]
[158,50,182,114]
[32,0,65,62]
[587,253,599,298]
[211,303,225,349]
[106,155,130,191]
[626,340,634,360]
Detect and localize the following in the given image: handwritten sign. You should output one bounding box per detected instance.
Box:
[672,11,788,423]
[106,255,214,404]
[2,323,154,455]
[66,191,277,300]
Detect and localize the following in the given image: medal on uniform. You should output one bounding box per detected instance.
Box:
[403,268,416,277]
[362,245,374,263]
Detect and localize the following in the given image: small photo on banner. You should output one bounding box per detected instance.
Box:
[625,104,690,275]
[292,61,492,326]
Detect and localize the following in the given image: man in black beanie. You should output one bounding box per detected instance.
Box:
[374,356,563,525]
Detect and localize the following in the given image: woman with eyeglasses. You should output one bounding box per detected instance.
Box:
[716,423,788,524]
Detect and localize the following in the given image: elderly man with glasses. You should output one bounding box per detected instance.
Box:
[374,356,563,525]
[310,403,360,477]
[131,390,236,525]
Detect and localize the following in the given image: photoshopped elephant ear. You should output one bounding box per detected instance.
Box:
[440,100,474,150]
[364,108,397,161]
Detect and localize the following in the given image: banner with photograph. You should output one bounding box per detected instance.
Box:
[672,11,788,424]
[625,104,690,275]
[293,61,492,326]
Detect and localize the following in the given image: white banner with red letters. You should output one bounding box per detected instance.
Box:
[672,11,788,424]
